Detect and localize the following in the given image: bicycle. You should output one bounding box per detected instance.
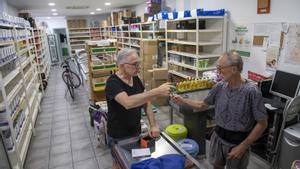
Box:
[61,57,81,100]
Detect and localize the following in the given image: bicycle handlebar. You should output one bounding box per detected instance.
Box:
[61,57,73,67]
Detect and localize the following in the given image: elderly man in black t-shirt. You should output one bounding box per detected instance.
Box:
[105,48,172,144]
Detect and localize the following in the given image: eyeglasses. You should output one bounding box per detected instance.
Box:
[216,65,233,71]
[125,62,141,68]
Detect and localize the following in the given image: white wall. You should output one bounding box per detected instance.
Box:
[0,0,19,16]
[37,17,68,33]
[133,3,147,16]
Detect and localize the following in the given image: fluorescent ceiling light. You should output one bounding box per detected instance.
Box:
[104,2,111,6]
[48,2,55,6]
[47,17,51,19]
[52,13,58,15]
[90,12,95,15]
[96,8,102,11]
[51,9,57,12]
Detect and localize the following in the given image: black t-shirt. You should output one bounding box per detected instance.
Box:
[105,74,145,139]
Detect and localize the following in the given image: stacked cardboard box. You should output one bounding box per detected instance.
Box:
[107,16,112,26]
[139,40,158,83]
[101,20,108,27]
[145,1,161,15]
[145,68,169,106]
[67,19,87,28]
[139,40,169,106]
[111,12,119,26]
[141,13,149,23]
[123,9,132,17]
[118,11,124,25]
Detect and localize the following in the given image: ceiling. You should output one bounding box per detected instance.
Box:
[8,0,145,17]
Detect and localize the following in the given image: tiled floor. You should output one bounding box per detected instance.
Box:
[24,66,111,169]
[24,66,269,169]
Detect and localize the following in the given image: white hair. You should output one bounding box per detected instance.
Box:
[225,50,243,72]
[116,48,137,66]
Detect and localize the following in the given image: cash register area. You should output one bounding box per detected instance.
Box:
[22,67,271,169]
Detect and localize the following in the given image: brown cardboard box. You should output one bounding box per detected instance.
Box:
[140,40,158,55]
[148,68,168,80]
[123,9,132,17]
[111,12,119,26]
[107,17,111,26]
[101,20,108,27]
[141,13,149,23]
[141,54,157,63]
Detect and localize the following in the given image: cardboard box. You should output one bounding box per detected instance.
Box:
[141,54,157,63]
[140,40,158,55]
[141,13,149,23]
[123,9,132,17]
[148,68,168,80]
[107,17,111,26]
[101,20,108,27]
[111,12,119,26]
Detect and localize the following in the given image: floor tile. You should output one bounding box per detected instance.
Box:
[30,137,51,149]
[74,158,99,169]
[49,152,73,169]
[51,164,73,169]
[51,141,71,155]
[52,121,69,129]
[25,158,49,169]
[97,154,112,169]
[52,126,70,136]
[70,123,87,133]
[72,146,94,162]
[71,138,92,151]
[26,147,50,163]
[51,134,71,146]
[71,130,89,141]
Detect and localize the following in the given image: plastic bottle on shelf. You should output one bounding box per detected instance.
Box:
[0,106,8,124]
[0,122,14,152]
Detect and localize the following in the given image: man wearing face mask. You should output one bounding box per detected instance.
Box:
[171,50,268,169]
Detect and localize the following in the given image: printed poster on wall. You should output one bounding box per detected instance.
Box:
[231,25,252,57]
[266,46,280,68]
[284,24,300,65]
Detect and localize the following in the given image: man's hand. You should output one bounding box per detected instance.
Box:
[149,126,160,138]
[154,83,173,96]
[171,94,185,105]
[227,143,248,160]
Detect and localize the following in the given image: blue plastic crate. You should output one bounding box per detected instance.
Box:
[162,12,169,20]
[184,10,191,17]
[173,11,178,19]
[196,8,204,16]
[198,9,225,16]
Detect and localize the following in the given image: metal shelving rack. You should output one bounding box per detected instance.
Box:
[165,15,227,79]
[0,19,42,169]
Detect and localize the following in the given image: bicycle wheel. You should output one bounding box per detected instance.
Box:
[66,76,75,100]
[62,71,81,88]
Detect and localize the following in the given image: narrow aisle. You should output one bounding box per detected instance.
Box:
[24,66,112,169]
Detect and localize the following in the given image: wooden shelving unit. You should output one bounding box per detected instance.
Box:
[0,18,42,169]
[166,15,227,79]
[86,40,117,103]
